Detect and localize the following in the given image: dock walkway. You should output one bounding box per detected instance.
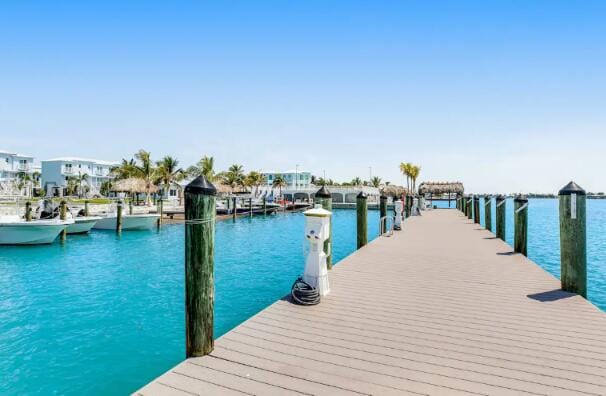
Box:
[137,209,606,395]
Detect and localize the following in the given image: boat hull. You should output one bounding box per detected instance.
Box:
[67,217,102,234]
[93,214,160,230]
[0,221,71,245]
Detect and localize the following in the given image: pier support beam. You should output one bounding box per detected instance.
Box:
[514,195,528,256]
[559,182,587,298]
[232,197,237,221]
[496,195,506,241]
[60,200,67,242]
[473,195,480,225]
[484,195,492,232]
[356,191,368,249]
[315,186,333,269]
[263,196,267,215]
[185,176,217,357]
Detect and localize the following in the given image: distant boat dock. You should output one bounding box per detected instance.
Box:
[137,209,606,395]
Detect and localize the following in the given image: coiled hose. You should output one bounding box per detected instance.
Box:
[291,277,320,306]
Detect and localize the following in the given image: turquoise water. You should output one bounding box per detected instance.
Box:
[0,209,380,395]
[476,198,606,310]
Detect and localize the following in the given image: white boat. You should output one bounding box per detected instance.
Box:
[67,216,102,234]
[0,215,74,245]
[93,213,160,230]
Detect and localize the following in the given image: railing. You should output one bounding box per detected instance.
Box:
[379,216,394,237]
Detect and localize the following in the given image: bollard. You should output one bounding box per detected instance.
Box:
[514,195,528,255]
[116,200,123,234]
[356,191,368,249]
[184,176,217,357]
[25,201,32,221]
[157,199,163,229]
[129,199,133,215]
[232,197,237,221]
[379,193,387,234]
[84,200,90,216]
[60,200,67,242]
[484,195,492,232]
[496,194,506,241]
[473,195,480,224]
[466,196,472,220]
[314,185,333,269]
[559,182,587,297]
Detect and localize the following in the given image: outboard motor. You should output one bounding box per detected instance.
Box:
[39,199,57,219]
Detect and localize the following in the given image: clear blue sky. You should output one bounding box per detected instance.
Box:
[2,1,606,193]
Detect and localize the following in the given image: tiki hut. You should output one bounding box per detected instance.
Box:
[417,181,464,207]
[379,185,409,198]
[111,177,158,194]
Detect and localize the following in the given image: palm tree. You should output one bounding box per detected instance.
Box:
[66,176,79,196]
[100,180,113,196]
[371,176,382,188]
[244,171,264,196]
[134,150,157,205]
[224,164,245,192]
[272,175,286,198]
[399,162,413,191]
[77,172,89,198]
[111,158,138,180]
[16,171,32,197]
[156,156,184,199]
[351,177,362,186]
[187,155,216,181]
[409,165,421,192]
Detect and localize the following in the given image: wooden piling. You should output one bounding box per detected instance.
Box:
[60,200,67,242]
[315,185,333,269]
[116,201,123,234]
[379,193,387,234]
[496,194,506,241]
[25,201,32,221]
[157,199,163,229]
[466,196,472,220]
[559,182,587,297]
[514,195,528,255]
[249,198,253,217]
[84,200,90,216]
[184,176,217,357]
[356,191,368,249]
[262,196,267,215]
[129,199,133,215]
[484,195,492,232]
[232,197,237,221]
[473,195,480,224]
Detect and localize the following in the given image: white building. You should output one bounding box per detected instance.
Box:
[262,170,313,189]
[41,157,119,197]
[0,149,36,196]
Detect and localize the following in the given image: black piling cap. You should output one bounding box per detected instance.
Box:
[185,176,217,196]
[315,185,331,198]
[514,194,528,203]
[558,181,586,196]
[357,191,368,199]
[496,194,505,201]
[484,194,492,199]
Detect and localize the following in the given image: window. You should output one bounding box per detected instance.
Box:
[169,189,177,197]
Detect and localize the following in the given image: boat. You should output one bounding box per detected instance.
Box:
[0,215,74,245]
[93,213,160,230]
[34,200,101,234]
[66,216,102,234]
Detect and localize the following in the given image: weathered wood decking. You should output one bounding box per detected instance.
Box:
[137,209,606,395]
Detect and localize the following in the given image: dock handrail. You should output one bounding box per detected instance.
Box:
[379,215,394,237]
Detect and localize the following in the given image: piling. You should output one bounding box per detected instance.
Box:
[157,199,163,229]
[559,182,587,297]
[25,201,32,221]
[184,176,217,357]
[116,200,123,234]
[379,193,387,234]
[84,200,89,216]
[129,199,133,215]
[249,198,253,217]
[315,185,333,269]
[513,195,528,255]
[495,194,506,241]
[473,195,480,224]
[466,196,472,220]
[262,196,267,215]
[484,195,492,232]
[356,191,368,249]
[60,200,67,242]
[232,197,237,221]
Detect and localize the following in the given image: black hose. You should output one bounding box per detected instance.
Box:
[291,277,320,306]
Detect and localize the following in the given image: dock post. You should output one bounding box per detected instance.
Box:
[484,195,492,232]
[84,200,89,216]
[232,197,237,221]
[514,195,528,255]
[263,196,267,215]
[496,194,506,240]
[60,200,67,242]
[559,182,587,297]
[466,196,472,220]
[356,191,368,249]
[315,186,333,269]
[129,199,133,215]
[473,195,480,224]
[379,193,387,234]
[184,176,217,357]
[157,199,163,229]
[25,201,32,221]
[116,200,123,234]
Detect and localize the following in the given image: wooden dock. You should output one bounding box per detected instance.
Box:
[137,209,606,395]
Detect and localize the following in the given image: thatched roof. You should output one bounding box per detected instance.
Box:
[379,185,409,197]
[111,178,158,194]
[418,181,464,195]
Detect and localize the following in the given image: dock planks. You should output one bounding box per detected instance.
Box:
[137,209,606,395]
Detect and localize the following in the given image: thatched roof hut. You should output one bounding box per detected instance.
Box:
[379,185,409,197]
[418,181,464,195]
[111,178,158,194]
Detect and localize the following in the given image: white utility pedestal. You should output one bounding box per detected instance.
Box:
[303,205,331,296]
[394,199,403,230]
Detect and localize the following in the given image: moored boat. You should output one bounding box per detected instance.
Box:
[0,216,74,245]
[93,213,160,230]
[66,216,102,234]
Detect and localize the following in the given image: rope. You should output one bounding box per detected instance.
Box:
[484,200,491,207]
[496,200,506,208]
[184,218,215,225]
[291,277,320,305]
[515,203,528,213]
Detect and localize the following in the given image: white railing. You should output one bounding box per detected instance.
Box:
[379,216,395,237]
